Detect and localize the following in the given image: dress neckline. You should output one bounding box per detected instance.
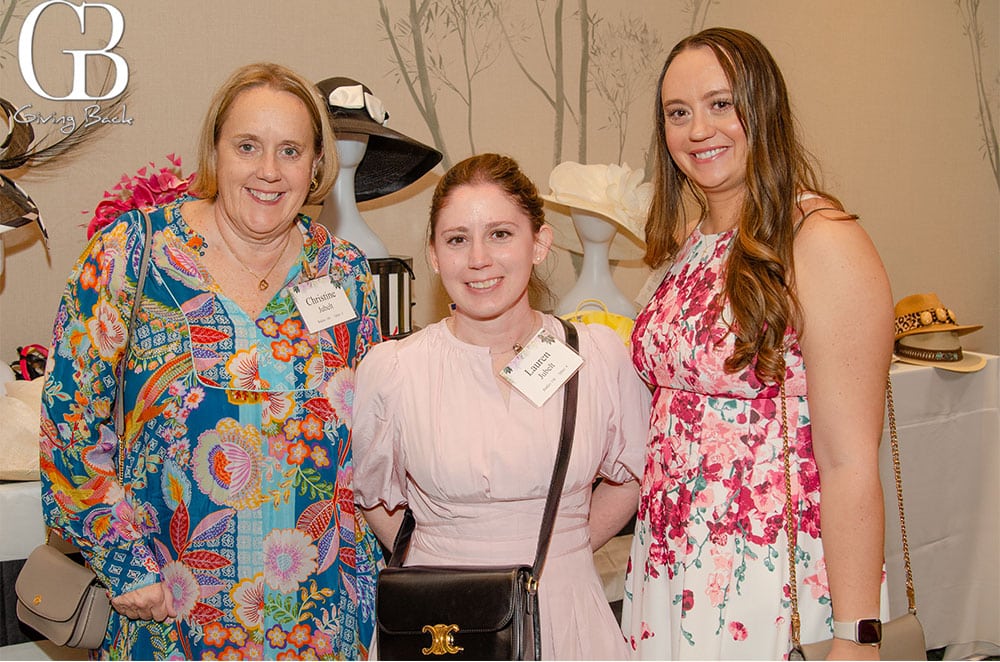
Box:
[439,314,556,356]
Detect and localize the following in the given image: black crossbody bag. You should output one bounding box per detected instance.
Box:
[375,319,579,660]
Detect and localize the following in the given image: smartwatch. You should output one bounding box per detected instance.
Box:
[832,619,882,646]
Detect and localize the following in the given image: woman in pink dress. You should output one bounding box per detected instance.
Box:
[353,153,650,659]
[622,28,893,659]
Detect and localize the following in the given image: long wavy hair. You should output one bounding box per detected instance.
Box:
[429,153,554,308]
[644,27,852,383]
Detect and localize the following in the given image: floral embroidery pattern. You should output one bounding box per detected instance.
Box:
[40,203,382,660]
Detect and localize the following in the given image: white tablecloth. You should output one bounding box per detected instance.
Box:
[0,481,45,562]
[883,353,999,659]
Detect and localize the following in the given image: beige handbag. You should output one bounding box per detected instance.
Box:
[782,378,927,660]
[15,543,113,649]
[14,210,153,649]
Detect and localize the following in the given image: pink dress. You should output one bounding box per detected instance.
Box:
[353,315,651,660]
[623,226,887,659]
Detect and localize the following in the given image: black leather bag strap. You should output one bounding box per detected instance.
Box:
[388,317,581,572]
[530,317,577,578]
[113,210,153,480]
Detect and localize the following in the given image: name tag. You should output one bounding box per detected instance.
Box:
[500,327,583,406]
[290,277,357,333]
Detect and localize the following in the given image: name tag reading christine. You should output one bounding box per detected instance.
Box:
[290,277,357,333]
[501,327,583,407]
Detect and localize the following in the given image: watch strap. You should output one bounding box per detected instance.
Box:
[832,619,882,645]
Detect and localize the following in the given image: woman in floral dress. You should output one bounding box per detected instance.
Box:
[39,63,382,659]
[623,29,893,659]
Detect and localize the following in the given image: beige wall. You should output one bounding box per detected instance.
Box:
[2,0,998,357]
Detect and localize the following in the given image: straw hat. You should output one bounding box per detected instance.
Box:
[541,161,650,260]
[316,77,442,202]
[893,293,985,373]
[893,293,982,339]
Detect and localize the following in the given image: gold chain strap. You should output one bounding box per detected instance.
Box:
[780,383,801,647]
[886,378,917,614]
[783,375,918,648]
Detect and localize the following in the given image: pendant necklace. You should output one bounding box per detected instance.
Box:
[215,220,294,291]
[487,312,539,357]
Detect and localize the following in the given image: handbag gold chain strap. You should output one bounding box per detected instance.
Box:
[782,375,916,649]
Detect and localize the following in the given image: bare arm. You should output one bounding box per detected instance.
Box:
[589,479,640,551]
[794,210,893,660]
[361,504,405,553]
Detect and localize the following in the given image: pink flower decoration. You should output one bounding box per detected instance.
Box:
[263,528,318,594]
[161,560,200,618]
[728,621,748,641]
[85,154,194,239]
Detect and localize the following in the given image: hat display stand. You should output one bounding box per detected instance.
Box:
[315,76,443,341]
[316,134,389,259]
[554,209,637,318]
[316,135,415,340]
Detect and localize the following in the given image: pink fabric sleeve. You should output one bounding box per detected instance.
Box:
[352,340,408,509]
[585,323,651,484]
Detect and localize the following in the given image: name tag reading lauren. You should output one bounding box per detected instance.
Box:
[501,327,583,407]
[290,277,357,333]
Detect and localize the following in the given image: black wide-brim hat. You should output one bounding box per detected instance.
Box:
[317,77,442,203]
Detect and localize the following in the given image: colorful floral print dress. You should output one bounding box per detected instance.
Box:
[39,200,383,660]
[622,225,883,659]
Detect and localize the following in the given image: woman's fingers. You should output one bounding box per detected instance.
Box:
[111,581,174,622]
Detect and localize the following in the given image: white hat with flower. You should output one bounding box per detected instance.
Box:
[541,161,651,260]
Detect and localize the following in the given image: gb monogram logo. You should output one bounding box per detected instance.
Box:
[18,0,129,101]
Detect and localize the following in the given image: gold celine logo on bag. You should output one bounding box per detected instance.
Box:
[421,623,463,655]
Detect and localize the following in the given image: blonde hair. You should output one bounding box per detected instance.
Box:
[190,62,338,205]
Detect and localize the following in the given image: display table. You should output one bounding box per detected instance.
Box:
[882,353,999,659]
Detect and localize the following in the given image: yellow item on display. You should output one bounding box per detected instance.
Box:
[560,299,635,346]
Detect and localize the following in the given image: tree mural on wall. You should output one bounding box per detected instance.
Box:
[378,0,453,169]
[380,0,671,172]
[684,0,717,37]
[590,13,663,164]
[956,0,999,193]
[379,0,502,170]
[0,0,24,68]
[489,0,578,166]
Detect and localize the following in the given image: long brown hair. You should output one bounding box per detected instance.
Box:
[644,27,852,383]
[429,153,554,308]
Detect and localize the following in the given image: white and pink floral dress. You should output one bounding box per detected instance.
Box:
[622,225,885,659]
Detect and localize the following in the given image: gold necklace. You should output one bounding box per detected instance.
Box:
[215,220,294,291]
[487,313,540,356]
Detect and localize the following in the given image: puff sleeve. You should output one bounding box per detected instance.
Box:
[585,323,650,484]
[352,340,409,510]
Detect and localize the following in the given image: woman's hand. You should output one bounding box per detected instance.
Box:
[111,581,177,622]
